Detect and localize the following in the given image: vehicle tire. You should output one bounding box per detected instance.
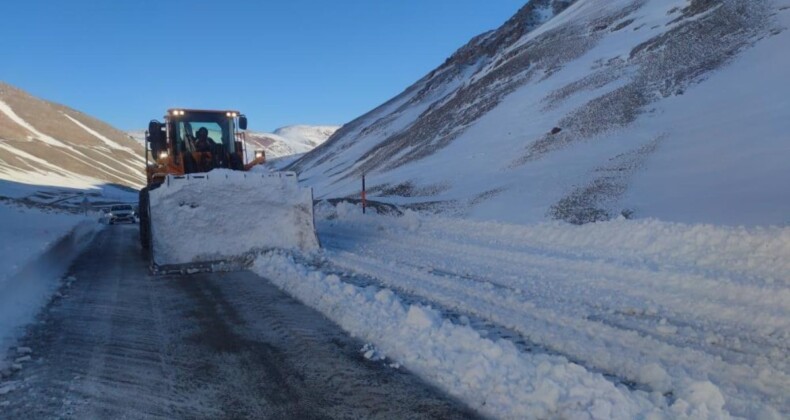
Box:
[139,187,151,251]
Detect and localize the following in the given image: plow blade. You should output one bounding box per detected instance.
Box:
[147,170,319,274]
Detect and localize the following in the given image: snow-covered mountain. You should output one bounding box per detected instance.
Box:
[291,0,790,226]
[0,82,145,189]
[244,125,340,159]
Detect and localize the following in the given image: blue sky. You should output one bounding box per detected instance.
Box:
[0,1,525,131]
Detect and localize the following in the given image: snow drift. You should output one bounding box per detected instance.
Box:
[254,201,789,418]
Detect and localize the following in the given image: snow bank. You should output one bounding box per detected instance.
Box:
[442,217,789,283]
[252,253,654,418]
[253,250,738,419]
[331,202,790,283]
[0,203,99,353]
[313,203,788,417]
[149,170,318,267]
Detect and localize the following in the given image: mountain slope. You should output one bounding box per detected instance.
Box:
[0,82,144,189]
[291,0,789,226]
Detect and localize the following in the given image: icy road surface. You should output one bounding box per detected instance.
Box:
[260,202,788,419]
[0,225,476,419]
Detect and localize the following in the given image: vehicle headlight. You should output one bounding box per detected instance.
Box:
[254,150,265,159]
[159,151,168,160]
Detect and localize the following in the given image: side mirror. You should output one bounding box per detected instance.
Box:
[238,115,248,130]
[147,120,162,143]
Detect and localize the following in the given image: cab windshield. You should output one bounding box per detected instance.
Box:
[172,112,236,155]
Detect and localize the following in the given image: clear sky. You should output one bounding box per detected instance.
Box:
[0,1,525,132]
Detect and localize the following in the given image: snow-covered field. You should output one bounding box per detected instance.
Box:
[252,202,789,419]
[0,203,99,358]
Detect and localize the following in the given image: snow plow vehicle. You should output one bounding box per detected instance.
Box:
[139,109,319,274]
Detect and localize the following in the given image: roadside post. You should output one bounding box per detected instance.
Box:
[362,174,367,214]
[81,195,91,216]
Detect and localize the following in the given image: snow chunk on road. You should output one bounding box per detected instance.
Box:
[405,305,441,330]
[638,363,671,393]
[0,381,18,396]
[671,381,727,419]
[13,355,30,364]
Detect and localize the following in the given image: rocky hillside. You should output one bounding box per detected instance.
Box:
[291,0,789,226]
[0,82,144,189]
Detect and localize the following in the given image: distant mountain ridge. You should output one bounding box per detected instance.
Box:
[0,82,144,189]
[244,125,340,159]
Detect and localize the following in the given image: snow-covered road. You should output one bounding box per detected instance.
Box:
[0,225,476,418]
[254,202,788,419]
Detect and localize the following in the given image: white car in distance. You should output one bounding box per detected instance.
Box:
[106,204,136,224]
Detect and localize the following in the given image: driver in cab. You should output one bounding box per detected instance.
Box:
[194,127,214,152]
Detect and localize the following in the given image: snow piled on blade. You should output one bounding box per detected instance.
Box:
[149,169,318,267]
